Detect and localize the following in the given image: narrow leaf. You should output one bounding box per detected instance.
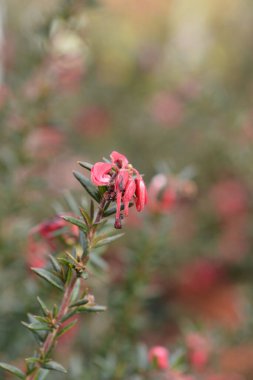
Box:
[21,321,51,332]
[73,170,101,202]
[80,207,91,226]
[90,199,95,220]
[78,161,93,171]
[61,215,87,232]
[60,309,76,323]
[56,319,78,339]
[94,233,124,248]
[70,297,89,308]
[0,362,25,379]
[49,255,61,273]
[31,268,64,291]
[43,361,67,373]
[79,230,88,254]
[77,305,107,313]
[37,297,50,316]
[70,278,81,303]
[34,368,49,380]
[103,202,134,217]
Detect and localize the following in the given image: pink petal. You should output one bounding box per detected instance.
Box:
[123,179,136,216]
[115,170,129,192]
[91,162,112,186]
[110,151,129,168]
[135,176,148,212]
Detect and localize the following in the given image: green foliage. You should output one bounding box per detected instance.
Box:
[73,171,101,203]
[0,363,25,379]
[31,268,65,291]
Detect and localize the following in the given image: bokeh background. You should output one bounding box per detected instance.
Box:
[1,0,253,379]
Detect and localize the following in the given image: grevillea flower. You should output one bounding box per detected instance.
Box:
[90,151,147,229]
[148,346,169,370]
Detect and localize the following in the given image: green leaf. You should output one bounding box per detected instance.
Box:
[70,297,89,308]
[21,321,51,332]
[93,233,124,248]
[37,297,50,316]
[52,304,58,318]
[56,319,78,339]
[79,230,88,254]
[34,368,49,380]
[43,361,67,373]
[90,253,108,270]
[60,309,76,323]
[25,357,39,374]
[0,362,25,379]
[70,278,81,303]
[49,255,61,273]
[65,266,73,285]
[31,268,64,291]
[61,215,88,232]
[78,161,93,171]
[80,207,92,226]
[103,203,133,217]
[25,315,47,343]
[73,170,101,202]
[90,199,95,220]
[77,305,107,313]
[81,271,89,280]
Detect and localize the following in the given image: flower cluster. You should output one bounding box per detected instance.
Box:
[91,151,147,228]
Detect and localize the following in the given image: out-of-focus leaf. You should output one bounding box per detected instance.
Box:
[79,230,88,254]
[70,297,89,308]
[61,215,88,233]
[73,170,101,202]
[21,321,51,332]
[80,207,92,226]
[90,253,108,270]
[103,203,133,217]
[77,305,106,313]
[60,309,76,323]
[0,363,25,379]
[70,278,81,303]
[31,268,64,291]
[37,297,50,316]
[43,361,67,373]
[93,233,124,248]
[34,368,49,380]
[49,255,61,273]
[90,199,95,220]
[78,161,93,171]
[56,319,78,339]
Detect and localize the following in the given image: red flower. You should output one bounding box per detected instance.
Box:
[91,162,113,186]
[90,151,147,229]
[28,216,79,269]
[148,346,169,370]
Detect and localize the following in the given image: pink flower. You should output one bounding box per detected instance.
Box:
[186,333,210,371]
[28,216,79,269]
[148,346,169,370]
[91,162,113,186]
[90,151,147,229]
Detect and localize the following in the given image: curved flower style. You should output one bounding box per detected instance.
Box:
[91,151,147,228]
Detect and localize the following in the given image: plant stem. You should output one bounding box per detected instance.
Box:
[26,196,107,380]
[26,275,77,380]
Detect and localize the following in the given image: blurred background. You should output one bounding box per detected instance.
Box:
[1,0,253,378]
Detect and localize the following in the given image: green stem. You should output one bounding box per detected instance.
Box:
[26,275,77,380]
[26,196,108,380]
